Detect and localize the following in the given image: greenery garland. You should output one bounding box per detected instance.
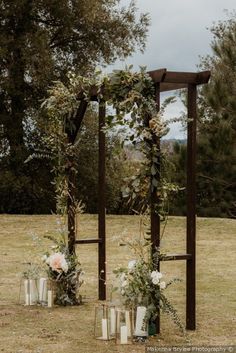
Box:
[31,67,186,319]
[41,66,182,219]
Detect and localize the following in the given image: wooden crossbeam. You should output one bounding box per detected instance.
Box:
[75,238,102,244]
[148,68,166,83]
[162,71,210,85]
[151,70,210,92]
[159,83,187,92]
[160,253,192,261]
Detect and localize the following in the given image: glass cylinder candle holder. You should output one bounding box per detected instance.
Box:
[38,277,48,306]
[133,306,148,339]
[19,278,39,306]
[94,303,116,340]
[115,308,133,345]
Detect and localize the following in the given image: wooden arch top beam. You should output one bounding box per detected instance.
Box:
[148,69,211,92]
[78,68,210,100]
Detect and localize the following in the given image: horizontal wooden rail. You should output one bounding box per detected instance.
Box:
[160,253,192,261]
[75,238,102,244]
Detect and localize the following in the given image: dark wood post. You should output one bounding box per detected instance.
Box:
[98,102,106,300]
[68,166,76,254]
[67,100,88,255]
[186,84,197,330]
[151,83,161,250]
[150,83,161,334]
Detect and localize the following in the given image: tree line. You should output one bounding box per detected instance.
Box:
[170,14,236,218]
[0,0,148,213]
[0,2,235,218]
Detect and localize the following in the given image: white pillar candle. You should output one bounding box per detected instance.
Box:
[29,279,38,305]
[26,294,30,306]
[134,306,148,336]
[125,310,131,336]
[120,325,128,344]
[102,318,108,339]
[24,280,30,306]
[110,308,116,335]
[47,290,53,308]
[116,310,121,333]
[39,278,47,302]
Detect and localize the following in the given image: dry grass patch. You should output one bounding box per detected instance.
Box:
[0,215,235,352]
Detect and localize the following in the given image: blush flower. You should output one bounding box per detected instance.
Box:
[47,252,68,273]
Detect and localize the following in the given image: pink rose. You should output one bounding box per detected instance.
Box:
[47,253,68,273]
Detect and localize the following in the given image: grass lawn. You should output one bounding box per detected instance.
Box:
[0,214,235,353]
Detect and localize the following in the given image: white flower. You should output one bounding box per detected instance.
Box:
[120,273,126,282]
[42,255,48,263]
[121,280,128,288]
[128,260,136,271]
[152,277,160,285]
[151,271,163,280]
[160,281,166,289]
[151,271,163,285]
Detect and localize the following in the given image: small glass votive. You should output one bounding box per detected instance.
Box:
[94,303,116,340]
[115,308,133,345]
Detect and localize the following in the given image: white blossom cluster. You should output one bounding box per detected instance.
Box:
[150,270,166,289]
[119,260,166,292]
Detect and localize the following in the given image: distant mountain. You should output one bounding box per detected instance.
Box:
[162,138,187,144]
[161,139,187,154]
[124,139,187,160]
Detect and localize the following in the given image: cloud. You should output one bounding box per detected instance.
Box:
[108,0,236,138]
[117,0,235,71]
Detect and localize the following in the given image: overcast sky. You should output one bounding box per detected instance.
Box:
[111,0,236,139]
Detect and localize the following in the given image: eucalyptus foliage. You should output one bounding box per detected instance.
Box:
[41,67,182,218]
[113,239,184,334]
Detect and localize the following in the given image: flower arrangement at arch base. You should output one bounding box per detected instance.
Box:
[42,233,83,306]
[113,240,185,336]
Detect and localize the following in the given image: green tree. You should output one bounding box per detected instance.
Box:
[55,105,139,215]
[168,141,187,216]
[170,14,236,218]
[197,14,236,217]
[76,110,133,214]
[0,0,149,213]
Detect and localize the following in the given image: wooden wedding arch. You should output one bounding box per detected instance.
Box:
[66,68,210,333]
